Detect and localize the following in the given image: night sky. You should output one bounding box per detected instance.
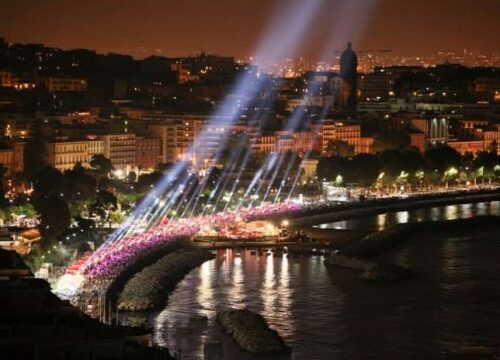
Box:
[0,0,498,59]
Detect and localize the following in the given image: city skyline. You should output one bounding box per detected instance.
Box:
[0,0,498,60]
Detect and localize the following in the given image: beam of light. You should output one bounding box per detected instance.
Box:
[286,151,310,200]
[94,0,326,249]
[81,0,381,278]
[210,156,244,213]
[263,152,297,203]
[273,154,300,203]
[247,152,281,207]
[319,0,377,62]
[203,137,248,215]
[237,152,278,209]
[222,149,253,212]
[266,0,377,204]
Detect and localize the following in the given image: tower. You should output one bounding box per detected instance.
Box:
[339,42,358,111]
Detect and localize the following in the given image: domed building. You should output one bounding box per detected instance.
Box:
[339,42,358,111]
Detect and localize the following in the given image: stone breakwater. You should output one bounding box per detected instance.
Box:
[217,309,291,355]
[117,248,214,312]
[325,215,500,282]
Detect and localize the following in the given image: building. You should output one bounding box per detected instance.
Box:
[145,114,243,166]
[359,71,395,102]
[0,150,15,177]
[339,42,358,110]
[474,76,500,102]
[251,134,276,153]
[409,131,426,152]
[102,133,136,172]
[314,120,372,155]
[0,141,24,176]
[87,138,104,163]
[42,77,87,92]
[285,95,334,112]
[447,140,485,155]
[410,117,449,146]
[193,121,246,165]
[135,136,161,171]
[250,120,372,156]
[46,140,89,172]
[0,70,13,88]
[274,130,313,154]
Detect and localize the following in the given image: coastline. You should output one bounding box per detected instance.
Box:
[324,215,500,281]
[286,188,500,227]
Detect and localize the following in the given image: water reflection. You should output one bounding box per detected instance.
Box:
[396,210,409,224]
[261,254,275,316]
[197,261,214,315]
[320,201,500,230]
[151,201,500,359]
[376,213,386,230]
[153,250,305,359]
[230,254,245,306]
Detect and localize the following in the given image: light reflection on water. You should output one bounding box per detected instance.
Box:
[151,201,500,359]
[154,250,312,359]
[319,201,500,230]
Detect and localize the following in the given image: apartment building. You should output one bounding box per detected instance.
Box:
[46,140,89,172]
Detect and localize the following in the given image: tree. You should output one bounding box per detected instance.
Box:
[156,162,174,173]
[109,210,125,225]
[424,145,461,173]
[97,190,117,209]
[352,154,382,186]
[316,156,342,181]
[400,149,425,174]
[24,120,48,179]
[31,166,64,204]
[90,154,113,188]
[473,151,500,183]
[62,164,97,216]
[0,163,8,206]
[136,171,164,192]
[127,171,137,183]
[379,149,404,179]
[326,140,354,157]
[38,195,71,247]
[371,128,411,153]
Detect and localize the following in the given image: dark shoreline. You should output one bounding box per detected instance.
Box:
[324,215,500,282]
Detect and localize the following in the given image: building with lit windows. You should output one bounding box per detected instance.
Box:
[135,136,161,171]
[411,117,449,145]
[46,140,89,172]
[0,142,24,176]
[87,138,104,163]
[42,77,87,92]
[0,70,13,88]
[313,120,373,155]
[102,134,136,172]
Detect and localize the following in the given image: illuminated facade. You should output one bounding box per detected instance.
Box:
[135,136,161,171]
[411,117,449,145]
[102,134,136,172]
[447,140,486,155]
[43,77,87,92]
[46,140,89,172]
[0,142,24,176]
[87,139,105,163]
[0,70,13,87]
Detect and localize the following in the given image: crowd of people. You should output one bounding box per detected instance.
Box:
[78,201,303,284]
